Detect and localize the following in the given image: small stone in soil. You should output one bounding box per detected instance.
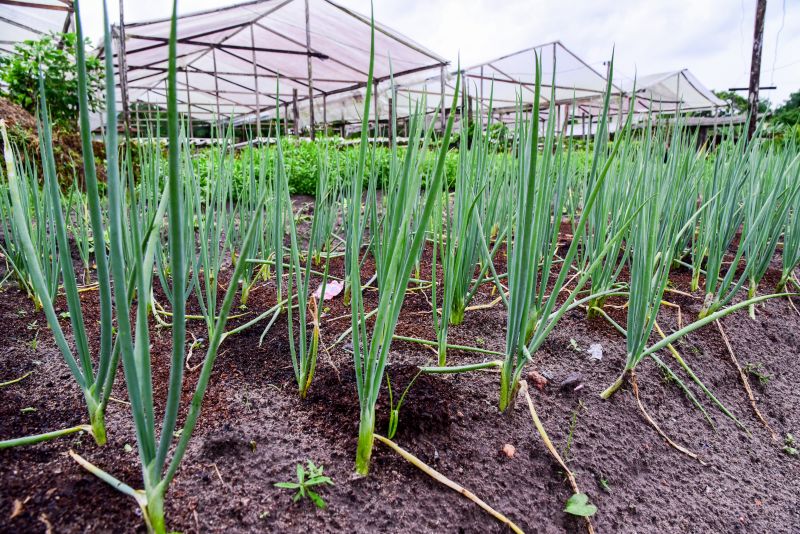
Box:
[502,444,516,458]
[559,372,583,391]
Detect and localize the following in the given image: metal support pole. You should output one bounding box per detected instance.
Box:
[322,94,327,136]
[184,69,192,137]
[292,88,300,136]
[747,0,767,141]
[250,24,261,138]
[439,65,446,131]
[304,0,316,140]
[212,47,222,132]
[373,79,380,137]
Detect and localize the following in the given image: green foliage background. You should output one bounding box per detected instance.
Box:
[0,33,103,126]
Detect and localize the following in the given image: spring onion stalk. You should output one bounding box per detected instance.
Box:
[499,55,627,412]
[0,145,60,308]
[431,84,506,365]
[600,122,705,399]
[740,146,800,317]
[276,104,333,399]
[64,3,268,531]
[779,145,800,290]
[696,138,795,318]
[0,7,125,446]
[580,94,636,317]
[348,10,461,474]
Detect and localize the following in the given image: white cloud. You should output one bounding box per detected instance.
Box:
[79,0,799,106]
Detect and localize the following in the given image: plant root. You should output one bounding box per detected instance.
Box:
[519,381,595,534]
[715,319,777,441]
[374,434,525,534]
[630,372,705,464]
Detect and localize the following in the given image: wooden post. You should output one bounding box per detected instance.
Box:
[117,0,130,136]
[747,0,767,140]
[303,0,316,140]
[250,25,261,139]
[292,88,300,136]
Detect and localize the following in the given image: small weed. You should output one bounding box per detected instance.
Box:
[275,461,334,509]
[598,474,611,492]
[784,434,798,457]
[562,400,586,462]
[569,338,580,351]
[744,362,771,386]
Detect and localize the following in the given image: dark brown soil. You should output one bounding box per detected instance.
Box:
[1,228,799,534]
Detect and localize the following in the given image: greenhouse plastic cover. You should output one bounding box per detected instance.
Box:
[0,0,74,56]
[283,40,621,127]
[99,0,447,127]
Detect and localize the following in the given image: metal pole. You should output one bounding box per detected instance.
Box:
[212,47,222,132]
[439,65,446,131]
[250,24,261,139]
[184,69,192,138]
[373,80,380,137]
[747,0,767,141]
[117,0,130,136]
[322,94,327,136]
[292,88,300,136]
[304,0,316,140]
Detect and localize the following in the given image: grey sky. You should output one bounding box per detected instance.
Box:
[81,0,800,107]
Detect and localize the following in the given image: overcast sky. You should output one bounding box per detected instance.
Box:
[81,0,800,107]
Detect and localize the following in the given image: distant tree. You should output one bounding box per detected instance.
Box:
[0,32,103,126]
[713,90,770,116]
[771,90,800,126]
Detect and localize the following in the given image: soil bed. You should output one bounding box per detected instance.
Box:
[1,214,799,533]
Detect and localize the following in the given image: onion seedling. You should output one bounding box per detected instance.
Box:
[65,3,268,531]
[499,55,628,412]
[347,13,461,474]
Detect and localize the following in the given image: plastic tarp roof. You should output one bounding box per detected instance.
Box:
[285,40,620,127]
[624,69,725,112]
[0,0,73,56]
[101,0,447,128]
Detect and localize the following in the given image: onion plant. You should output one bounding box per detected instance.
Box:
[580,99,637,317]
[0,145,60,308]
[696,138,795,318]
[275,114,333,399]
[0,13,126,446]
[740,146,800,316]
[63,2,267,531]
[779,150,800,291]
[599,125,704,398]
[499,56,631,412]
[431,89,505,365]
[347,15,461,474]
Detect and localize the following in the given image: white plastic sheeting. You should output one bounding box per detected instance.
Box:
[286,40,620,128]
[103,0,447,128]
[0,0,74,56]
[566,69,726,137]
